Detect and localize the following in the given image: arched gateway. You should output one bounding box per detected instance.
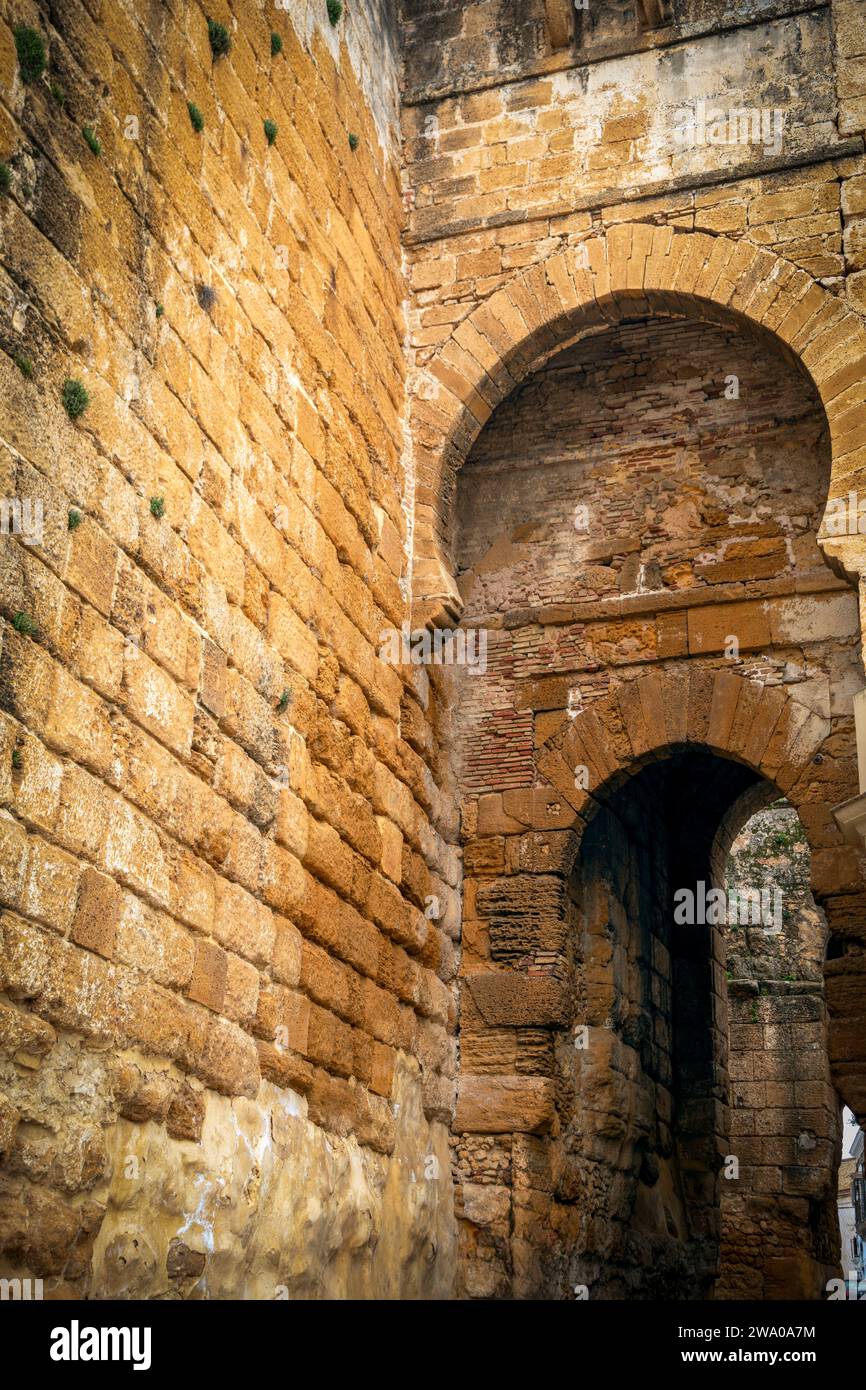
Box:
[420,237,866,1297]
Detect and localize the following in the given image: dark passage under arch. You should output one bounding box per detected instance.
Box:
[563,748,840,1300]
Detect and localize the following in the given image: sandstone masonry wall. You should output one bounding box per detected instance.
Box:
[402,0,866,347]
[0,0,459,1297]
[397,4,866,1298]
[2,0,866,1305]
[719,803,841,1300]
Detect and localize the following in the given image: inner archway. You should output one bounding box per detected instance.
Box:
[562,749,840,1301]
[411,228,866,631]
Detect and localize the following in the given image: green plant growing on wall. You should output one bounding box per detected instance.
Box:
[263,119,277,146]
[187,101,205,132]
[68,508,82,530]
[768,824,807,853]
[82,125,102,156]
[270,32,282,56]
[13,353,33,378]
[62,378,89,419]
[276,689,291,713]
[12,611,38,637]
[0,164,11,194]
[208,19,231,59]
[150,495,166,519]
[49,82,65,106]
[11,749,22,770]
[14,25,46,84]
[327,1,343,26]
[348,132,359,151]
[155,302,164,319]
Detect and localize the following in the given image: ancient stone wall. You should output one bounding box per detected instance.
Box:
[0,0,460,1298]
[1,0,866,1305]
[402,0,866,297]
[718,801,841,1299]
[454,312,857,796]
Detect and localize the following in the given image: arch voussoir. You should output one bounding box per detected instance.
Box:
[544,674,846,823]
[559,712,624,792]
[741,685,787,772]
[704,669,744,755]
[658,669,691,748]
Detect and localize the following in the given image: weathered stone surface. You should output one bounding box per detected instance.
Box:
[3,0,866,1308]
[454,1075,556,1133]
[90,1058,454,1299]
[464,972,568,1027]
[475,875,569,959]
[0,0,460,1300]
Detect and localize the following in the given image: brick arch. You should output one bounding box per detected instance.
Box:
[456,668,863,1296]
[530,666,855,887]
[485,665,864,1114]
[412,224,866,627]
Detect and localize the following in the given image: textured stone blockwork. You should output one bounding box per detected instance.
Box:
[399,0,866,1296]
[2,0,866,1303]
[0,0,458,1298]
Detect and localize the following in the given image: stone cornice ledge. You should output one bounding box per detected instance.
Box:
[833,792,866,848]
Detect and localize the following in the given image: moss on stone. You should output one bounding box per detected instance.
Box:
[62,378,90,419]
[82,125,102,156]
[12,610,38,637]
[14,25,46,84]
[208,19,231,59]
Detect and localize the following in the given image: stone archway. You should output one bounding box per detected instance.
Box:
[424,229,866,1297]
[455,672,860,1299]
[409,225,866,628]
